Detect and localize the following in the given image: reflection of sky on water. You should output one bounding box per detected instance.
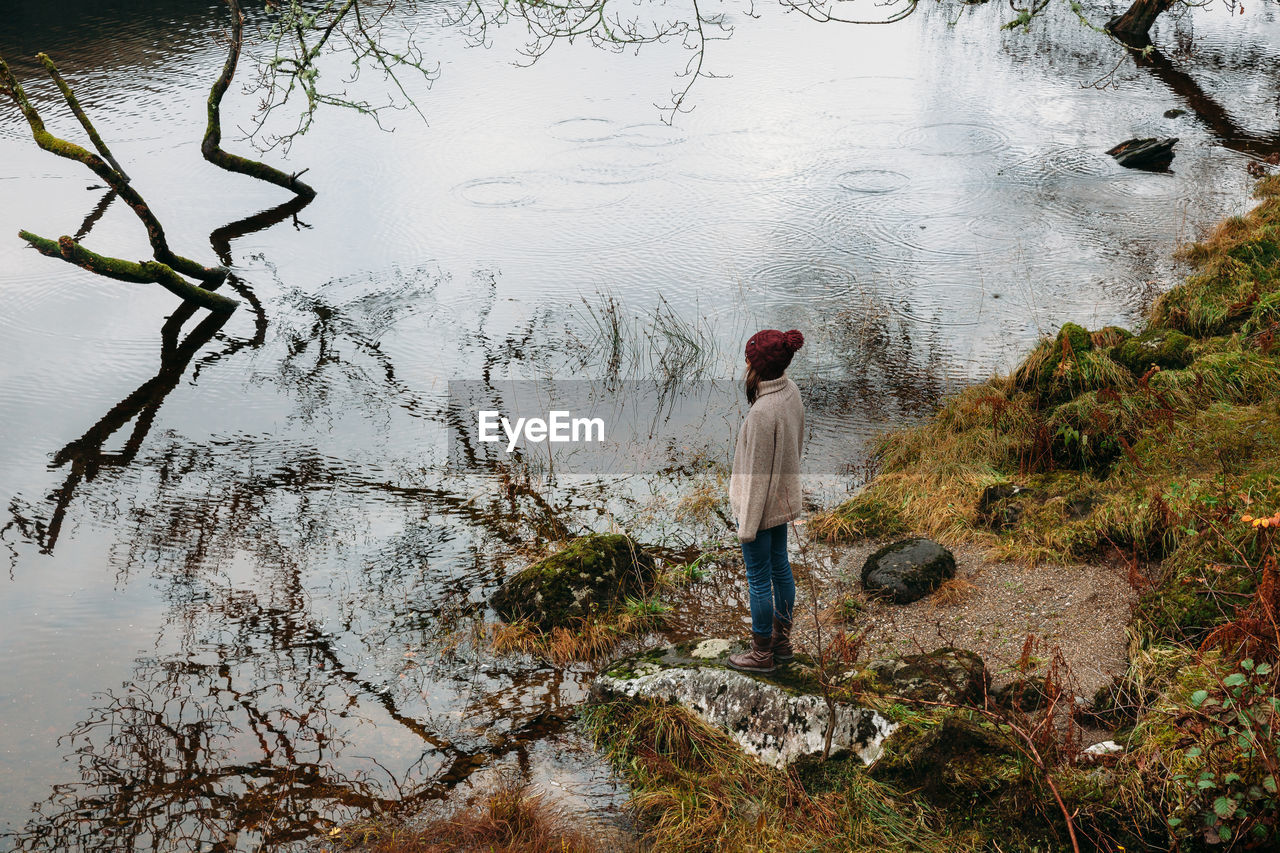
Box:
[1,0,1278,847]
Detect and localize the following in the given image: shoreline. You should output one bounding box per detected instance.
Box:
[335,176,1280,852]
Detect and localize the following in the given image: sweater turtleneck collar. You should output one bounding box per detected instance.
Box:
[755,375,790,398]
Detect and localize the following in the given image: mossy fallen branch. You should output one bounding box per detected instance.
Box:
[0,52,229,291]
[36,52,130,183]
[19,231,238,314]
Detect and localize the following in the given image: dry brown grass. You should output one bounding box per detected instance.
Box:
[335,781,603,852]
[487,608,658,665]
[674,472,730,527]
[928,575,980,608]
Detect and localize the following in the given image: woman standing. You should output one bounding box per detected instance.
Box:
[727,329,806,673]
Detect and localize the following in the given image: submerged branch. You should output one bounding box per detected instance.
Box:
[203,0,317,198]
[19,231,239,314]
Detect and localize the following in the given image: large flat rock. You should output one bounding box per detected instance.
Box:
[592,639,897,769]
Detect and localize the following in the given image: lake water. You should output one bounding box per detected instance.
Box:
[1,0,1277,848]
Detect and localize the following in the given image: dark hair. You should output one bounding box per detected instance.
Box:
[745,362,762,405]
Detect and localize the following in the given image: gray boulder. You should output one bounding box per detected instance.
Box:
[861,538,956,603]
[489,534,656,631]
[592,639,897,769]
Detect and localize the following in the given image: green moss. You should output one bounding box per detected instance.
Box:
[489,533,656,631]
[18,230,238,313]
[871,713,1026,804]
[1111,328,1193,374]
[1060,321,1093,354]
[1092,325,1134,348]
[1031,322,1092,397]
[808,493,908,542]
[1009,322,1142,407]
[1154,184,1280,336]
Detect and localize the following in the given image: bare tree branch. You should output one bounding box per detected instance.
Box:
[778,0,921,26]
[242,0,440,152]
[204,0,318,197]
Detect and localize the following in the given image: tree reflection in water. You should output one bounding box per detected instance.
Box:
[4,185,613,849]
[0,158,965,850]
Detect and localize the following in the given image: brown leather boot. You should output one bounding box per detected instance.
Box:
[728,631,774,673]
[771,615,794,663]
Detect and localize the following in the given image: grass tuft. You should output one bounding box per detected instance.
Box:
[580,699,972,852]
[488,604,664,665]
[331,780,603,852]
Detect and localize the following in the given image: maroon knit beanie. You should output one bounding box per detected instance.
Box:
[745,329,804,380]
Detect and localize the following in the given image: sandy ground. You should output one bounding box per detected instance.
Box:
[663,536,1138,700]
[828,541,1138,697]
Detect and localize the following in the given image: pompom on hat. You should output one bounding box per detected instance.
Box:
[745,329,804,380]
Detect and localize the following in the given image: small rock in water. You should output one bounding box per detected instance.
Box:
[1163,108,1186,118]
[861,538,956,603]
[1107,137,1178,172]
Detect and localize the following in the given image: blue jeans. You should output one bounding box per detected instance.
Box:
[741,523,795,636]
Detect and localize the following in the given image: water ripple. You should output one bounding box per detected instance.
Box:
[899,122,1011,156]
[743,257,864,307]
[548,117,619,143]
[454,176,537,208]
[834,168,911,194]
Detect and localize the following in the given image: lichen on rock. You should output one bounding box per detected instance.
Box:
[857,647,989,704]
[592,639,898,769]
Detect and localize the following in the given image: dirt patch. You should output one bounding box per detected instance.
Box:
[832,541,1137,697]
[658,536,1137,699]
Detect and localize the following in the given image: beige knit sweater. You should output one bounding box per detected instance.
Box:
[729,375,806,543]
